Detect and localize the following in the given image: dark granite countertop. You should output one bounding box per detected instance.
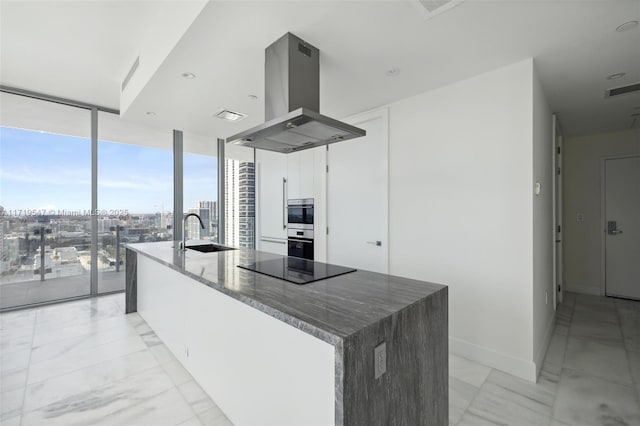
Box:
[126,241,446,346]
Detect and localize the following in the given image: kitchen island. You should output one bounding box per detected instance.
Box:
[125,241,447,426]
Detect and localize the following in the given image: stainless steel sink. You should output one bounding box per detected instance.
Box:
[186,243,236,253]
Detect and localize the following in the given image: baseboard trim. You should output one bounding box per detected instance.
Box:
[534,312,556,377]
[449,336,537,382]
[565,284,601,296]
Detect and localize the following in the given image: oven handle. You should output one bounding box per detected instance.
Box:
[282,177,287,230]
[286,204,314,209]
[287,238,314,243]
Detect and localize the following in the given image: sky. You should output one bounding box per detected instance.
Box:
[0,127,217,214]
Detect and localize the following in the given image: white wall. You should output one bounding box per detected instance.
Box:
[260,58,553,381]
[386,58,542,381]
[563,129,640,295]
[531,64,554,375]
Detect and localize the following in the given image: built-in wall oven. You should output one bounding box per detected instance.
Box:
[287,199,314,260]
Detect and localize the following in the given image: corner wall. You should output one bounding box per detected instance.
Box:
[388,59,538,380]
[531,63,554,375]
[563,129,640,295]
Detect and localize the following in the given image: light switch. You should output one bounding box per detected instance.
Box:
[577,213,584,223]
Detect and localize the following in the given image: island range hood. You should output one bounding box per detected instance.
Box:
[226,33,366,153]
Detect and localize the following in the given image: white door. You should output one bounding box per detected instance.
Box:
[604,156,640,300]
[327,108,388,273]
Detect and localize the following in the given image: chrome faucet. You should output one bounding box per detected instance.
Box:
[180,213,205,251]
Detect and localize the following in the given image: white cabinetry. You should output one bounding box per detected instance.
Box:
[257,148,322,255]
[286,149,317,200]
[259,238,287,256]
[298,149,316,199]
[286,153,300,199]
[257,150,287,252]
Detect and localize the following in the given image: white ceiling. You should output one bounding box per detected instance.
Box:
[0,90,219,156]
[2,0,639,139]
[0,0,159,109]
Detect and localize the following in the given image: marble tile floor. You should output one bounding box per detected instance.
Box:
[1,291,639,425]
[451,292,640,426]
[1,293,231,426]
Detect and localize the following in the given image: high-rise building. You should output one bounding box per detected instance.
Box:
[197,200,217,240]
[238,162,255,248]
[224,159,255,248]
[225,159,240,247]
[97,218,119,233]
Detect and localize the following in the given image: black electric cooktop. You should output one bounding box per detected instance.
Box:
[238,257,357,285]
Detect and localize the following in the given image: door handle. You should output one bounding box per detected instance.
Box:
[282,177,287,230]
[366,240,382,246]
[261,237,286,244]
[607,220,623,235]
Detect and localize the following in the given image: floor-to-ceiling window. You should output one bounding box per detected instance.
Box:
[97,111,173,293]
[0,91,182,309]
[183,133,218,242]
[0,92,91,309]
[0,89,234,310]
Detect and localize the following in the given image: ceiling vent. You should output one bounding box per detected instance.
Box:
[215,109,247,121]
[121,56,140,92]
[416,0,464,18]
[604,82,640,99]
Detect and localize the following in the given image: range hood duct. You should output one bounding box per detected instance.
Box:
[226,33,365,153]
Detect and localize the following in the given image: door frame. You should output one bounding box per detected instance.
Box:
[600,154,640,296]
[325,107,390,272]
[552,114,563,307]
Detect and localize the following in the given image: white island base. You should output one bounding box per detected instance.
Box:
[136,255,335,425]
[127,243,448,426]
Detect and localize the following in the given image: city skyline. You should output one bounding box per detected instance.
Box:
[0,126,218,213]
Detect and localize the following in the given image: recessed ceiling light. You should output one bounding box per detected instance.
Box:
[385,68,401,77]
[146,111,156,116]
[606,72,626,80]
[214,109,247,121]
[248,95,258,100]
[181,72,196,79]
[616,21,638,32]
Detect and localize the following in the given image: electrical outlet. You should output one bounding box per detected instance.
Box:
[577,213,584,223]
[374,342,386,379]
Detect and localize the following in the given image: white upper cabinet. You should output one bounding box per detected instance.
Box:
[298,149,315,199]
[256,150,288,242]
[287,149,316,200]
[286,152,301,200]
